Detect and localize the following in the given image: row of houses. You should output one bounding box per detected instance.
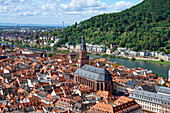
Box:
[106,47,170,61]
[65,43,106,53]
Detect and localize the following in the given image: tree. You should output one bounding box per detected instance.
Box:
[74,54,79,60]
[35,34,39,39]
[47,53,53,57]
[36,40,39,44]
[155,83,159,86]
[33,44,37,48]
[160,59,164,62]
[9,48,14,53]
[155,73,158,77]
[161,83,166,87]
[18,44,23,49]
[73,64,77,67]
[44,32,48,36]
[44,46,51,50]
[75,22,77,27]
[89,61,93,65]
[144,41,150,50]
[131,57,136,61]
[50,40,54,43]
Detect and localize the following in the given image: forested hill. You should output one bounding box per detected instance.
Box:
[52,0,170,53]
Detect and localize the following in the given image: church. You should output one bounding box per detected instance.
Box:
[74,35,113,93]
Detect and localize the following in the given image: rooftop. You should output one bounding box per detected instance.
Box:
[75,64,112,81]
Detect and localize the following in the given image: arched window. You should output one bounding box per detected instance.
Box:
[101,83,103,91]
[97,83,99,91]
[105,82,108,91]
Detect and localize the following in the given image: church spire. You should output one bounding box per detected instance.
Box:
[78,35,89,67]
[80,35,86,50]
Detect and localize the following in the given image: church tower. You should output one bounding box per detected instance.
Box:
[78,35,89,67]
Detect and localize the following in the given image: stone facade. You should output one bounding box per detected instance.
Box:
[129,86,170,113]
[74,64,113,93]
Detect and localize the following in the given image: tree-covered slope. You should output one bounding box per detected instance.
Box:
[53,0,170,53]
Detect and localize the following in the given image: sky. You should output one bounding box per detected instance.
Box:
[0,0,143,26]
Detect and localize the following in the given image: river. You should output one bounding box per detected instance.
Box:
[90,55,170,78]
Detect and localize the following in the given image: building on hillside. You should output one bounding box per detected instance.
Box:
[158,53,164,60]
[150,51,159,58]
[110,43,116,49]
[162,54,170,61]
[106,48,113,55]
[77,35,89,67]
[74,64,113,93]
[117,47,127,52]
[129,51,138,56]
[86,43,105,53]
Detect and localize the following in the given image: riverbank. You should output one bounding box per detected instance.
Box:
[88,53,130,60]
[90,53,168,65]
[89,55,169,77]
[88,53,170,65]
[136,59,170,65]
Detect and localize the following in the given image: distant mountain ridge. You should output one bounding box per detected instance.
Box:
[56,0,170,53]
[0,23,62,27]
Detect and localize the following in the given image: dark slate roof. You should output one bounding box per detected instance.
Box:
[75,64,112,81]
[43,85,53,91]
[3,73,12,78]
[141,84,157,93]
[24,106,35,112]
[11,110,23,113]
[37,91,48,97]
[125,80,137,88]
[0,56,7,60]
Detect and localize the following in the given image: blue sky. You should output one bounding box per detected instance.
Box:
[0,0,143,26]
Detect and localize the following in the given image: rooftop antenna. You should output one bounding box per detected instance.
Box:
[62,21,64,32]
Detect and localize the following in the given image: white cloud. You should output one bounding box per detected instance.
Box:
[18,11,39,16]
[0,6,9,12]
[0,0,139,25]
[41,2,58,11]
[0,0,27,5]
[113,1,133,10]
[59,0,107,11]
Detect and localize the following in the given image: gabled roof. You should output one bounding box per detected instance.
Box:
[75,64,112,81]
[140,84,157,93]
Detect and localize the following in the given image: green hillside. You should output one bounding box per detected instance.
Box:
[52,0,170,53]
